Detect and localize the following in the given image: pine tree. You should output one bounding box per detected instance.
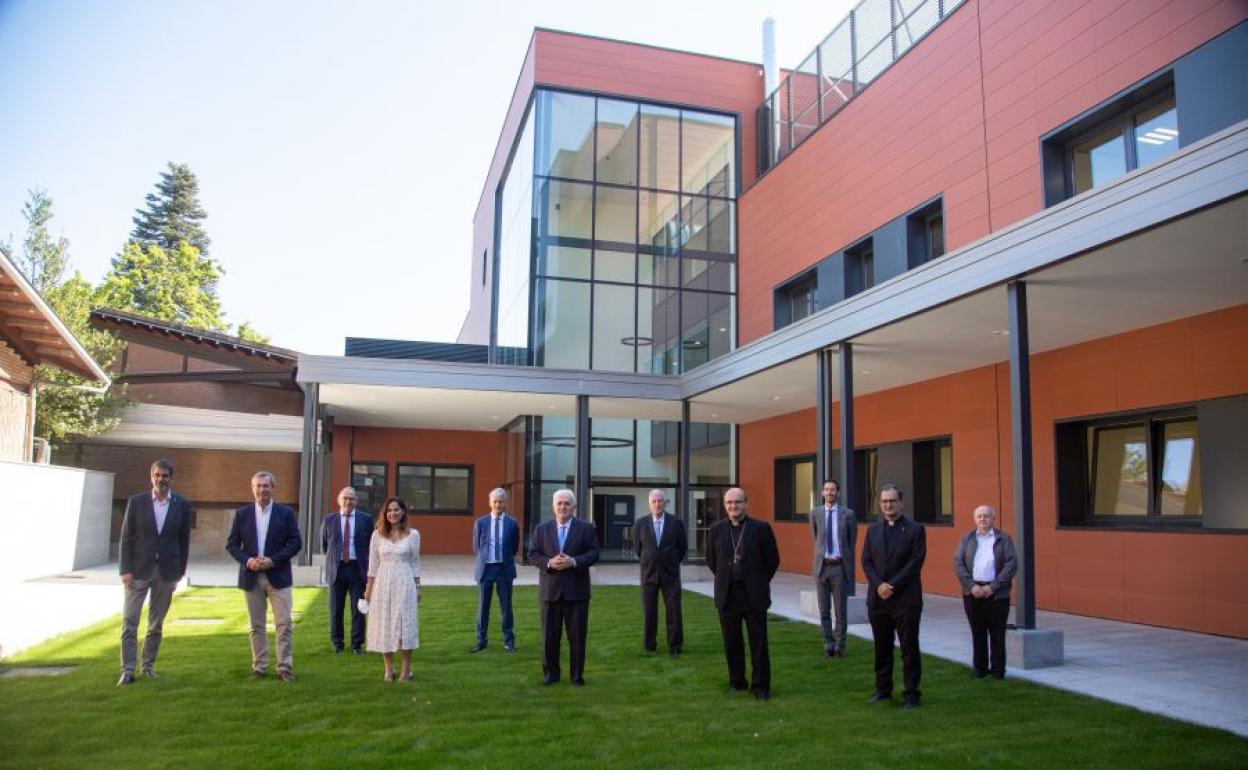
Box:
[129,162,212,256]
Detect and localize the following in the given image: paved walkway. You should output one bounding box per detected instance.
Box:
[4,557,1245,738]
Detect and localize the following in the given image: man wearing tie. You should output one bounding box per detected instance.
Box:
[321,486,373,654]
[633,489,687,656]
[810,479,857,658]
[527,489,600,686]
[117,459,192,686]
[471,488,520,653]
[225,471,303,681]
[706,487,780,700]
[861,483,927,708]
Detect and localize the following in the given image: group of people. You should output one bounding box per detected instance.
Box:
[117,459,1017,704]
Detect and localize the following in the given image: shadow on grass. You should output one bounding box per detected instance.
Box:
[0,586,1242,769]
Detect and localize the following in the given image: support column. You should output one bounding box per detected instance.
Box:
[815,349,837,485]
[678,399,691,529]
[838,343,856,512]
[574,395,590,519]
[1008,281,1036,629]
[298,382,319,566]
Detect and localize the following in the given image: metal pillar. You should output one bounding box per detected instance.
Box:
[838,343,856,512]
[815,348,837,485]
[297,382,319,566]
[574,395,590,519]
[1008,281,1037,629]
[678,399,692,527]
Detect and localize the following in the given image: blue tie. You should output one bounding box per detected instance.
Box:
[558,524,568,553]
[654,518,663,545]
[826,508,836,557]
[493,517,501,562]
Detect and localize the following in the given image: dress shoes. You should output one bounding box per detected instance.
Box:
[824,645,836,658]
[752,687,771,701]
[542,676,559,686]
[902,696,920,710]
[668,648,681,657]
[116,672,134,687]
[503,644,516,653]
[251,670,266,679]
[726,682,748,694]
[352,647,364,655]
[570,678,585,687]
[276,670,294,683]
[469,643,487,654]
[141,669,158,679]
[333,647,344,655]
[867,691,892,704]
[971,669,988,679]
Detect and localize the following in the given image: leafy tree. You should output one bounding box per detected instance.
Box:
[234,321,271,344]
[130,162,211,256]
[100,240,226,330]
[17,188,70,292]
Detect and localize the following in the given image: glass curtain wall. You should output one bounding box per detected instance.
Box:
[494,88,738,373]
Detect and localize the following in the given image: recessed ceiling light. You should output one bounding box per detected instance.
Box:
[717,327,727,333]
[860,370,870,375]
[770,395,782,401]
[991,329,1010,336]
[490,415,500,420]
[710,413,719,418]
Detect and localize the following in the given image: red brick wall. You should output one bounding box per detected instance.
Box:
[329,426,506,555]
[741,304,1248,637]
[737,0,1248,344]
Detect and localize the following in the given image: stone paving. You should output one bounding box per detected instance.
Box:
[4,556,1245,738]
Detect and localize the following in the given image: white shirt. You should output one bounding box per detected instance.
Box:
[824,505,842,560]
[487,513,504,563]
[972,530,997,583]
[255,502,273,557]
[152,492,170,535]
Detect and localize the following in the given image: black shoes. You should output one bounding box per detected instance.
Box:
[542,676,559,686]
[752,687,771,701]
[333,647,344,655]
[469,643,487,654]
[726,682,748,694]
[352,647,364,655]
[867,691,891,704]
[902,696,920,710]
[116,672,134,687]
[669,648,681,657]
[571,678,585,687]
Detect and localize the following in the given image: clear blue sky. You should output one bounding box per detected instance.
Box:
[0,0,854,354]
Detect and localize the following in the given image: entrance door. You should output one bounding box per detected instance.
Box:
[593,494,636,553]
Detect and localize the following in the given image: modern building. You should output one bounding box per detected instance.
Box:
[295,0,1248,638]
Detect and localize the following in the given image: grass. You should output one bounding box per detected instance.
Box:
[0,586,1243,769]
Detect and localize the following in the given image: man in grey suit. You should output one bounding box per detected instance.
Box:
[117,459,192,686]
[810,479,856,658]
[633,489,687,656]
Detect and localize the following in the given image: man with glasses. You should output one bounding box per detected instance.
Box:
[861,483,927,709]
[634,489,687,656]
[321,486,373,654]
[471,488,520,653]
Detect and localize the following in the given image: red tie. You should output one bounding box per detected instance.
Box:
[342,514,351,562]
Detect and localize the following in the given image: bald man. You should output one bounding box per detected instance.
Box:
[953,505,1017,679]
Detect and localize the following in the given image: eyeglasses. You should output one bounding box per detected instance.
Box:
[879,499,901,506]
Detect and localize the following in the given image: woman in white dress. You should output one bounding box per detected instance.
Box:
[363,496,421,682]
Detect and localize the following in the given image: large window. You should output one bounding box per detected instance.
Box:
[907,199,945,268]
[912,438,953,524]
[775,271,817,330]
[350,462,387,515]
[396,464,474,515]
[845,238,875,297]
[774,455,816,522]
[495,88,738,374]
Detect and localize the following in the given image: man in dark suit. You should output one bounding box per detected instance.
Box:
[320,486,372,654]
[633,489,687,656]
[471,487,520,653]
[706,487,780,700]
[810,479,857,658]
[861,483,927,709]
[527,488,600,686]
[117,459,192,686]
[225,471,303,682]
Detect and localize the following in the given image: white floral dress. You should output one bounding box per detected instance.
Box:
[365,530,421,653]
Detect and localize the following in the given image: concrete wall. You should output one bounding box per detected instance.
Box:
[0,460,114,582]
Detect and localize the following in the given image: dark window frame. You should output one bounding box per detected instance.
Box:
[906,198,945,268]
[395,462,475,516]
[911,436,954,526]
[1055,405,1202,530]
[350,460,389,516]
[774,453,816,522]
[773,269,818,330]
[845,237,875,297]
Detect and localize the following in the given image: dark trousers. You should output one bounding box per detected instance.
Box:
[717,583,770,690]
[476,563,515,647]
[868,601,922,699]
[815,561,848,652]
[641,578,683,652]
[540,599,589,683]
[963,594,1010,676]
[328,561,366,651]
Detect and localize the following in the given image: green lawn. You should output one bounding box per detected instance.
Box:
[0,586,1242,769]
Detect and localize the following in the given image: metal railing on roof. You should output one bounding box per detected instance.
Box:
[758,0,966,174]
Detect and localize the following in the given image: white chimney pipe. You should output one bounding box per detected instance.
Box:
[763,18,779,96]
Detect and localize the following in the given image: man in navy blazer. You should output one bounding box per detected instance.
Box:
[471,487,520,653]
[527,489,599,686]
[225,471,303,681]
[633,489,687,656]
[320,486,373,654]
[861,483,927,709]
[117,459,192,686]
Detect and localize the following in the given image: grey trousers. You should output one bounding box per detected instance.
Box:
[244,573,293,674]
[120,574,177,674]
[816,561,848,652]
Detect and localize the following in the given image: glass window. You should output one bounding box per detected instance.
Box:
[680,291,733,372]
[681,110,735,197]
[846,238,875,296]
[1072,123,1128,195]
[912,437,953,525]
[590,417,635,482]
[495,108,536,363]
[774,455,815,521]
[535,178,593,240]
[638,190,680,286]
[855,447,880,521]
[396,464,473,515]
[637,286,678,375]
[350,462,387,516]
[1133,98,1179,169]
[532,415,576,483]
[594,185,636,283]
[1159,419,1201,517]
[397,464,432,510]
[639,104,680,192]
[536,244,591,280]
[592,283,637,372]
[1090,424,1150,516]
[596,98,638,186]
[533,278,590,369]
[536,90,595,180]
[681,196,735,293]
